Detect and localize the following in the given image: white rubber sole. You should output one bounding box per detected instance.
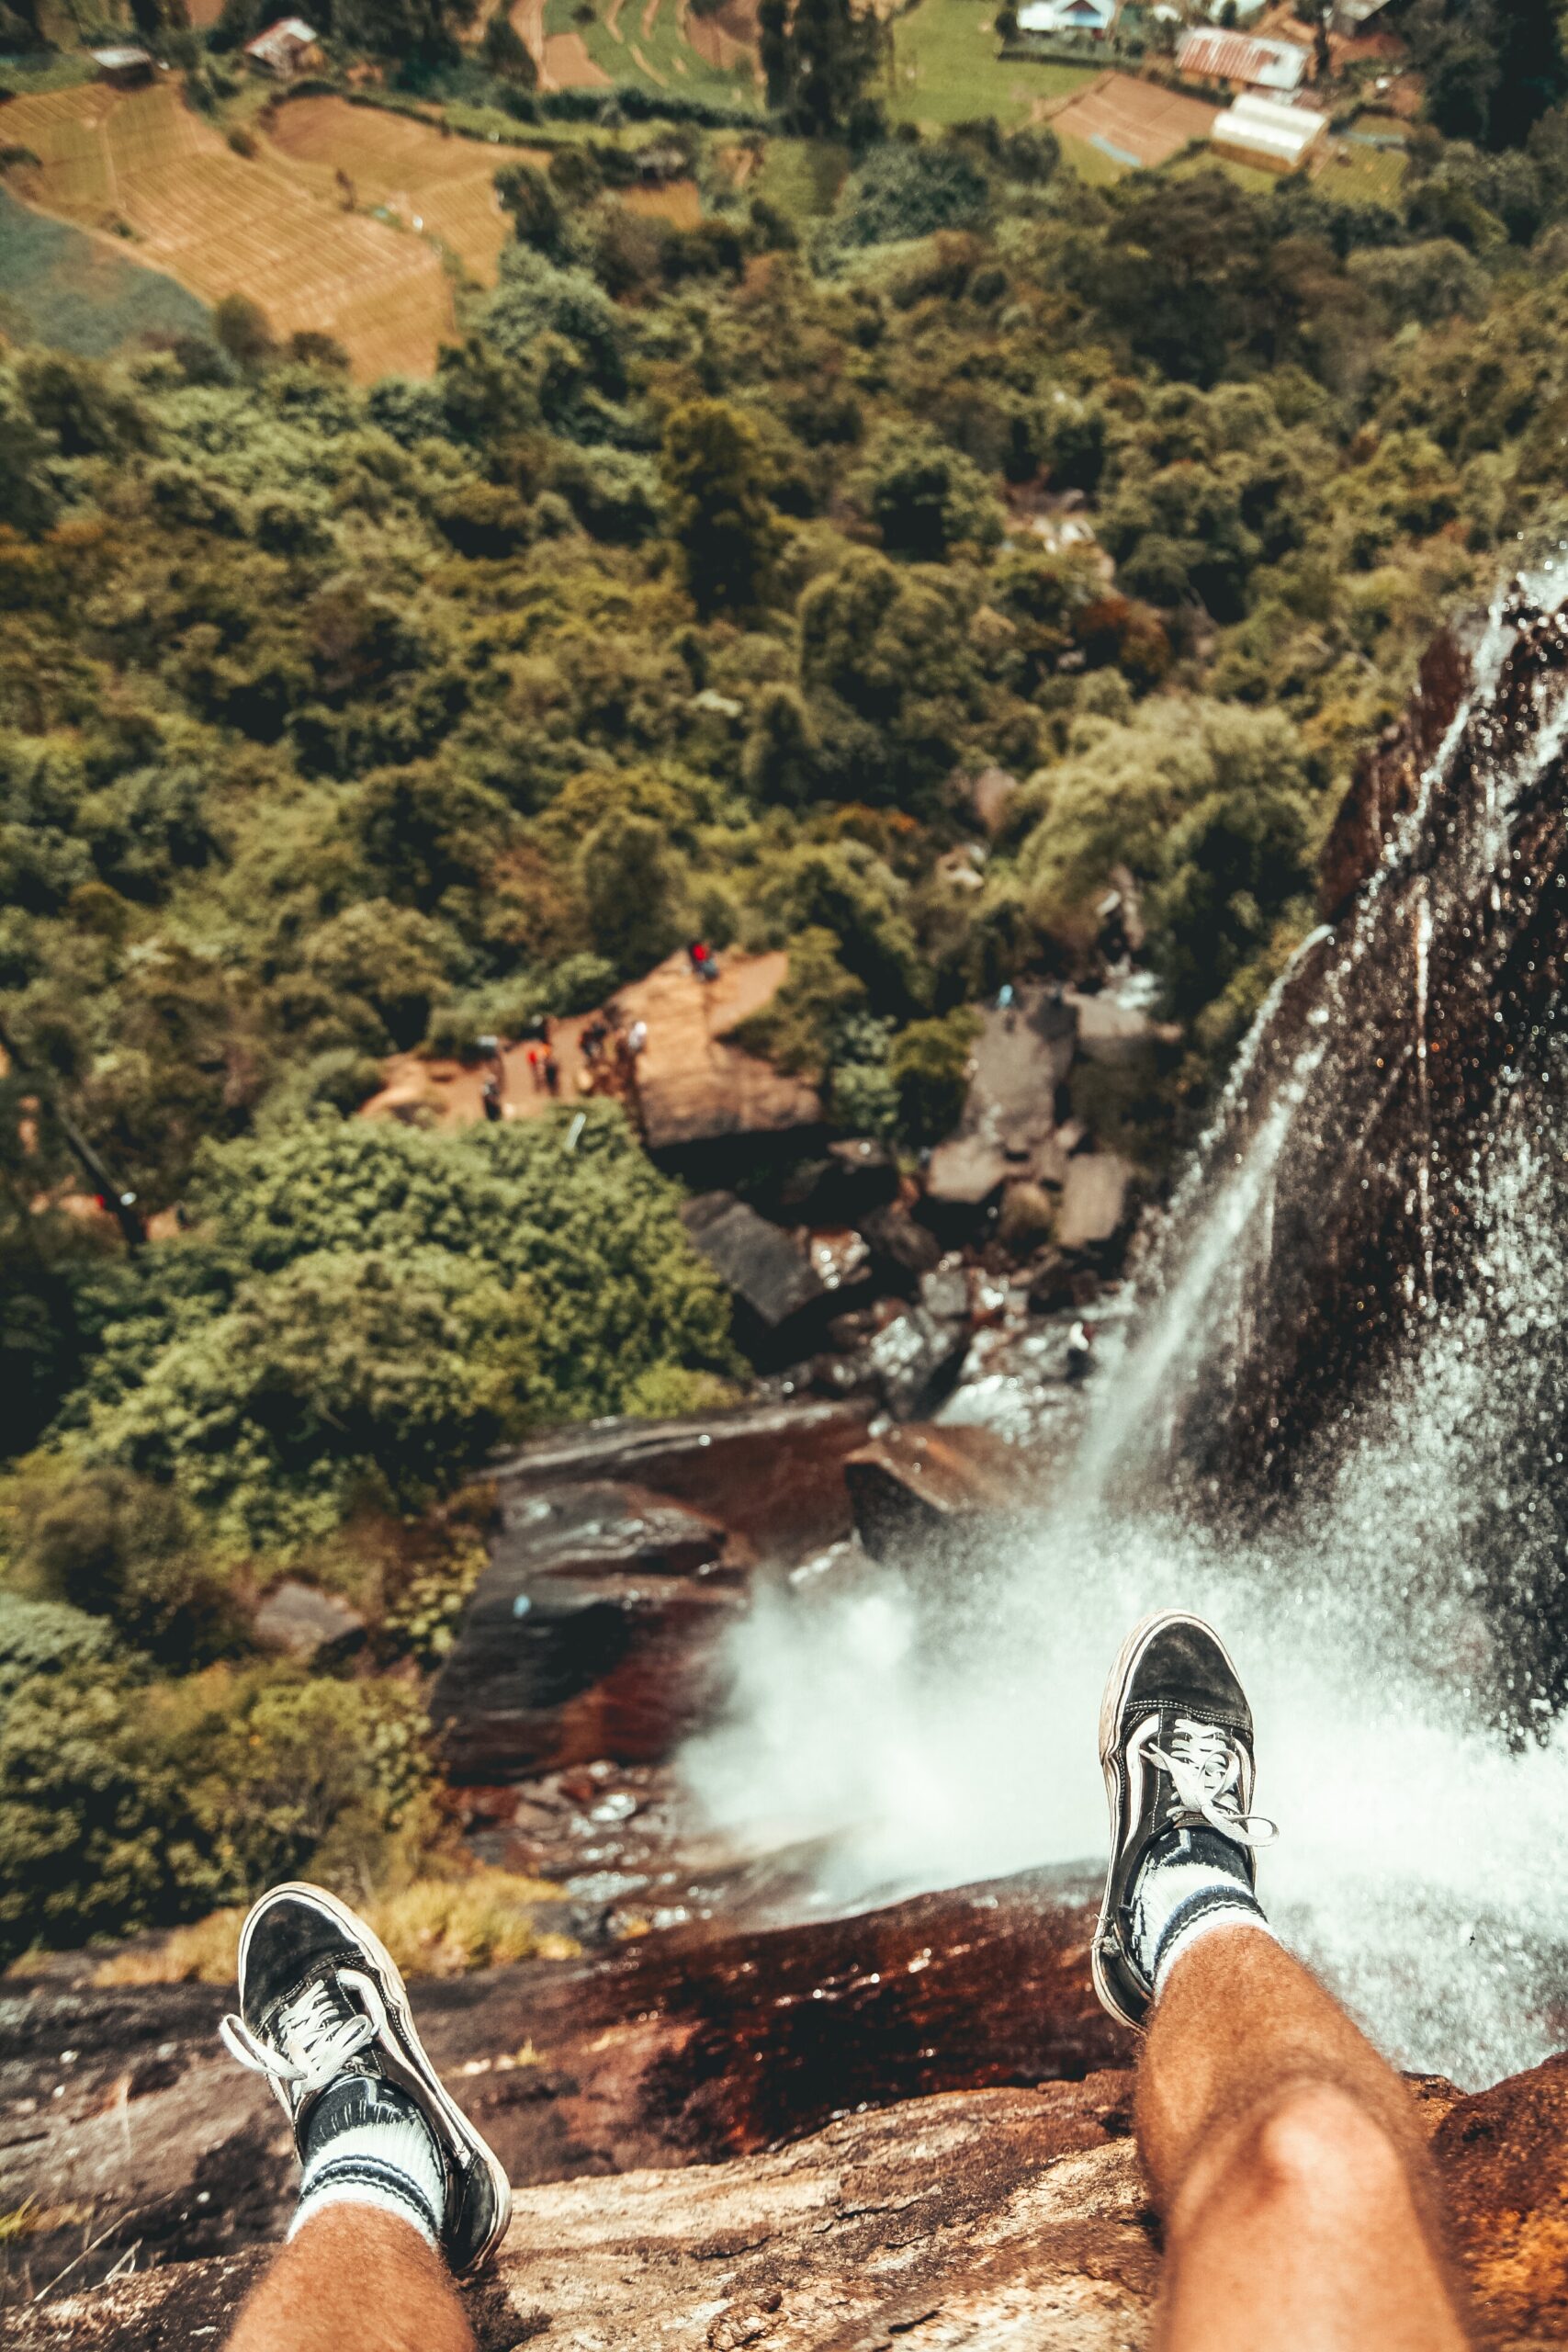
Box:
[238,1880,513,2272]
[1089,1609,1247,2034]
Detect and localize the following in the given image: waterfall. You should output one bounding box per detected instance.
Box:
[682,572,1568,2089]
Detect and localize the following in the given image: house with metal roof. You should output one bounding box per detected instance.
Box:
[1177,26,1309,92]
[243,17,321,74]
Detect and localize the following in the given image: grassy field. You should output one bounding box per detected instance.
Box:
[2,79,460,376]
[1313,133,1408,208]
[0,181,209,353]
[886,2,1094,130]
[752,131,850,222]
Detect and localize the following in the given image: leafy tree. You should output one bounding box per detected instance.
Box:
[856,424,1002,561]
[888,1007,979,1146]
[770,0,882,133]
[829,139,989,250]
[482,7,536,79]
[578,804,689,972]
[660,399,781,619]
[213,293,277,372]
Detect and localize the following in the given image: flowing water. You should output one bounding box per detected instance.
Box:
[684,573,1568,2090]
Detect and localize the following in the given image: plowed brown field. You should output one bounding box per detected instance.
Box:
[264,95,547,283]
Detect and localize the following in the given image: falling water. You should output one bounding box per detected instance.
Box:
[682,572,1568,2088]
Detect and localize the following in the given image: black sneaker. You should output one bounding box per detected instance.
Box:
[220,1882,512,2276]
[1091,1611,1274,2032]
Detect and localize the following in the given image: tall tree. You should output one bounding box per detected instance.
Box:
[660,399,781,620]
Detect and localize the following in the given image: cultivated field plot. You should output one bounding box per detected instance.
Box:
[1047,72,1218,171]
[540,0,753,99]
[265,96,546,282]
[1,79,458,379]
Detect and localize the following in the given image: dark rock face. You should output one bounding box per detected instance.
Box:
[431,1483,750,1780]
[1128,597,1568,1712]
[1318,626,1472,922]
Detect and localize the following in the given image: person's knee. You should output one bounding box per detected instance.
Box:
[1247,2081,1407,2213]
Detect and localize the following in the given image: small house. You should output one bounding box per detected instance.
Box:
[1210,89,1327,172]
[1176,27,1309,92]
[89,45,155,86]
[1333,0,1392,29]
[1017,0,1119,34]
[243,17,321,75]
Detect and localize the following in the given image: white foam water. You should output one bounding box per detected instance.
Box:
[682,580,1568,2091]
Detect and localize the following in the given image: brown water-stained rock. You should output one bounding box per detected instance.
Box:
[486,1400,876,1558]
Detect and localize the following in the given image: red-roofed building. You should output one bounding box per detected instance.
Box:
[1177,27,1310,93]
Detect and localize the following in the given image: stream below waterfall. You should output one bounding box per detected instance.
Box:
[683,571,1568,2093]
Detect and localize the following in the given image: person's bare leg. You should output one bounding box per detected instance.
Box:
[228,2204,473,2352]
[1089,1614,1474,2352]
[217,1883,511,2352]
[1137,1923,1472,2351]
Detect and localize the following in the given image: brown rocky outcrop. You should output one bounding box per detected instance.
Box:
[5,2085,1157,2352]
[484,1400,876,1559]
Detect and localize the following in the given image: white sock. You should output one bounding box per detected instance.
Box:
[1130,1826,1274,1997]
[289,2078,446,2250]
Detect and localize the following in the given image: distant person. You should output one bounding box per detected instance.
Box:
[543,1048,560,1098]
[1066,1317,1093,1382]
[526,1046,544,1095]
[216,1613,1479,2352]
[480,1074,502,1125]
[687,940,717,983]
[626,1018,648,1059]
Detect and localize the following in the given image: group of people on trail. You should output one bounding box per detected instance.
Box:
[214,1603,1483,2352]
[470,945,714,1136]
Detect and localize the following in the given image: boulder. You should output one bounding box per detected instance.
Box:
[919,1259,972,1325]
[10,2086,1156,2352]
[1062,988,1180,1066]
[251,1578,364,1659]
[485,1399,877,1558]
[845,1421,1044,1558]
[924,1131,1010,1209]
[682,1193,826,1340]
[861,1200,944,1286]
[922,985,1077,1227]
[1055,1154,1136,1252]
[431,1481,749,1780]
[862,1306,971,1421]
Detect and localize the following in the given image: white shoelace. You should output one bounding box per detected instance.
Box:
[1147,1716,1278,1848]
[220,1969,384,2103]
